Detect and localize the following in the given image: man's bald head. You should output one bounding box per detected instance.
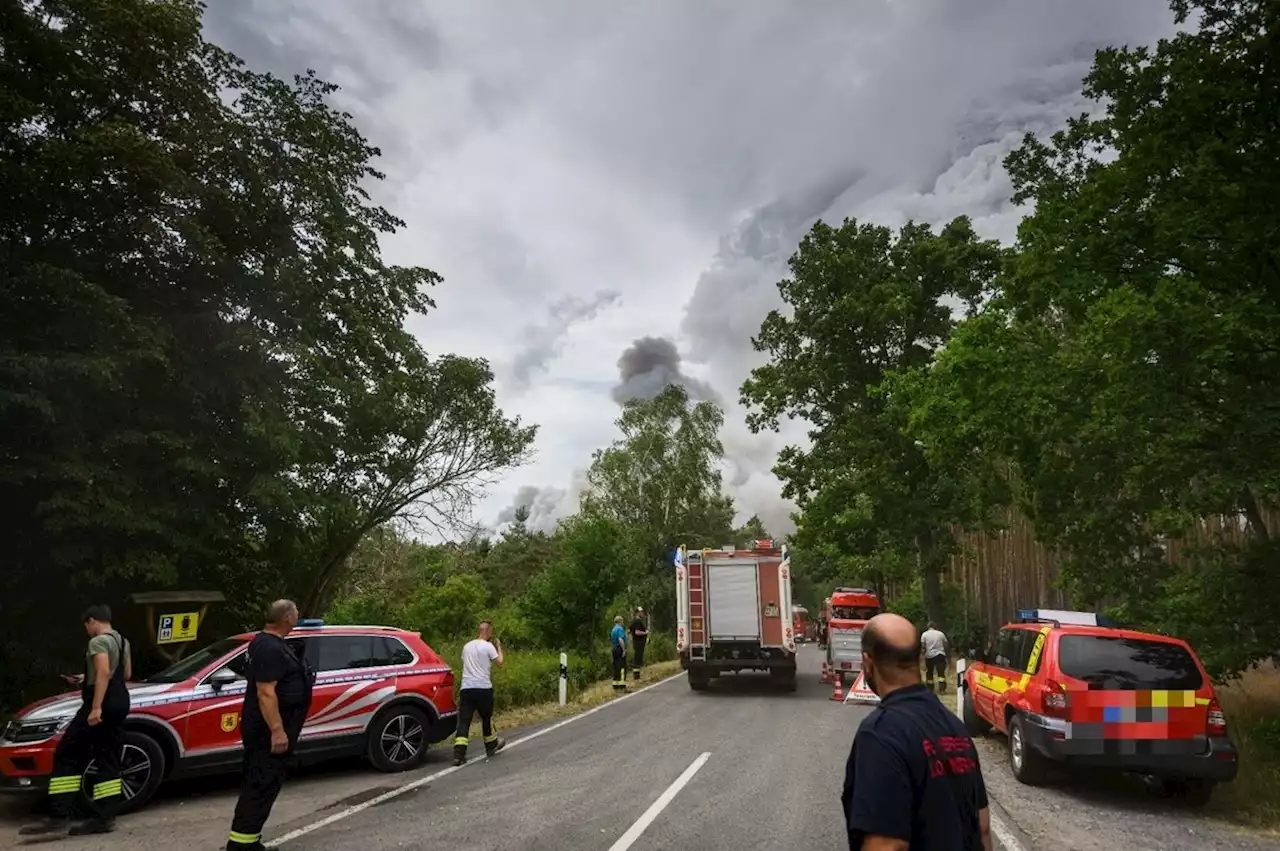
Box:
[266,599,299,627]
[863,613,922,683]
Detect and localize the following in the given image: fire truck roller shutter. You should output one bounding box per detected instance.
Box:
[707,561,761,639]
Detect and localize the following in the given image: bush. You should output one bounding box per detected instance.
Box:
[1212,665,1280,826]
[887,578,986,655]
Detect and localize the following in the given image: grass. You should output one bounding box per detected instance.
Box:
[1209,664,1280,829]
[489,660,684,732]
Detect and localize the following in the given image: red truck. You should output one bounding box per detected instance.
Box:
[676,540,798,692]
[820,587,882,686]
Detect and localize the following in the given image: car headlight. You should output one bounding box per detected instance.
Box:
[4,716,73,744]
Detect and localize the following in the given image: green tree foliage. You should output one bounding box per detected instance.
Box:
[741,217,1005,626]
[0,0,531,708]
[898,0,1280,675]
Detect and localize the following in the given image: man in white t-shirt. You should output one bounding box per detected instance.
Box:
[920,621,949,694]
[452,620,505,766]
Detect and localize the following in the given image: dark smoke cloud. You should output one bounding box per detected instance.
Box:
[611,336,720,406]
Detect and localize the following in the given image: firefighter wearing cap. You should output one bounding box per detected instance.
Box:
[630,608,649,680]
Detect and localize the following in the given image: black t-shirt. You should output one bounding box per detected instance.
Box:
[242,632,312,742]
[842,683,988,851]
[630,618,647,641]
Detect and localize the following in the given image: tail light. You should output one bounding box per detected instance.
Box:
[1040,679,1069,718]
[1207,697,1227,737]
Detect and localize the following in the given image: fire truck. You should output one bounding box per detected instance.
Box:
[820,587,882,685]
[791,605,811,642]
[675,540,798,692]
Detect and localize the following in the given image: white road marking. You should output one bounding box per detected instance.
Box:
[267,670,689,847]
[606,752,711,851]
[989,808,1026,851]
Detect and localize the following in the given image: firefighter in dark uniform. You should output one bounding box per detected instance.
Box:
[226,600,314,851]
[630,608,649,681]
[19,605,132,837]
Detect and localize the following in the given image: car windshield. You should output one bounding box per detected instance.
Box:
[1057,635,1203,690]
[145,637,249,684]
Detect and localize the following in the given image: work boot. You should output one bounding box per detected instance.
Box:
[452,737,468,767]
[225,842,266,851]
[70,817,116,836]
[18,816,70,836]
[484,737,506,758]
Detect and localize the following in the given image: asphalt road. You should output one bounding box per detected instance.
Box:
[6,646,1273,850]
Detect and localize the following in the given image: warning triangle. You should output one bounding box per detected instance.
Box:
[843,671,881,705]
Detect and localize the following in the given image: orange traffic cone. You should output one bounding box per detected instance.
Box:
[830,672,845,701]
[820,662,831,684]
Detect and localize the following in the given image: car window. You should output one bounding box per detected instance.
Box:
[381,637,414,665]
[311,634,400,672]
[992,629,1021,669]
[1057,635,1203,690]
[146,637,249,684]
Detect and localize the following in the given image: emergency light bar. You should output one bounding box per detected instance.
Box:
[1017,609,1116,627]
[296,618,326,628]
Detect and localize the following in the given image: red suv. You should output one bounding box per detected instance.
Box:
[960,609,1238,804]
[0,621,457,812]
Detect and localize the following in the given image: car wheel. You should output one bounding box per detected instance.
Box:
[689,670,710,691]
[367,705,431,773]
[80,730,166,815]
[962,687,991,736]
[1008,714,1049,786]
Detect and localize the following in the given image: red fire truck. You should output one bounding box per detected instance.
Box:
[820,587,882,685]
[675,540,798,692]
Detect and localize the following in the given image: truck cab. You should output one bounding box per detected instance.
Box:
[822,588,882,682]
[675,540,798,692]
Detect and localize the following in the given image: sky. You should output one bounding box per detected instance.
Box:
[201,0,1178,538]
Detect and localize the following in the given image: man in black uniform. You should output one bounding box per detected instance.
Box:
[629,608,649,681]
[19,605,132,837]
[226,600,313,851]
[841,613,992,851]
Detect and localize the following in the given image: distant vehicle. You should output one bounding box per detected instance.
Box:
[961,609,1238,805]
[820,587,882,685]
[675,540,798,692]
[0,621,458,813]
[791,605,811,642]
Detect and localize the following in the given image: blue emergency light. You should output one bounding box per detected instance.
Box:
[296,618,326,628]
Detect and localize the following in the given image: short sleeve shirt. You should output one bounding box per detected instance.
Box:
[242,632,310,741]
[460,639,499,690]
[85,631,130,685]
[841,683,988,850]
[611,624,626,648]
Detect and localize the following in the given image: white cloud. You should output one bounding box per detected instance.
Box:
[201,0,1177,539]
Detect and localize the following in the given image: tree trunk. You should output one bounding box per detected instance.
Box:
[918,530,945,629]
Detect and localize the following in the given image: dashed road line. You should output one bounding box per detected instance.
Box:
[267,670,689,847]
[606,752,711,851]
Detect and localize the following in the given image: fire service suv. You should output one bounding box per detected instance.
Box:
[961,609,1238,804]
[675,540,798,691]
[820,587,882,688]
[0,621,458,813]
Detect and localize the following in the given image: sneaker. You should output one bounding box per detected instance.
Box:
[18,817,70,837]
[69,818,116,836]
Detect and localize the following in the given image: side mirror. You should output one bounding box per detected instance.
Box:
[209,667,239,692]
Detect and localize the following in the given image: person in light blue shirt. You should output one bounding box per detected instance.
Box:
[610,616,628,691]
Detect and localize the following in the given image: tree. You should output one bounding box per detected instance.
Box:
[741,217,1005,625]
[902,0,1280,674]
[0,0,530,704]
[520,515,642,654]
[580,384,735,563]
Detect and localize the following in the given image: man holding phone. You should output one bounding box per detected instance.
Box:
[452,619,505,766]
[19,605,132,837]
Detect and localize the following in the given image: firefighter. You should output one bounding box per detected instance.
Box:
[226,600,314,851]
[610,615,628,690]
[629,607,648,681]
[19,605,132,837]
[452,619,506,766]
[920,620,949,694]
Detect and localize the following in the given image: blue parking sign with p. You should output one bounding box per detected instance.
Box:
[157,615,174,643]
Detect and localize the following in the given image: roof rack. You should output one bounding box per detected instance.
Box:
[1016,609,1118,628]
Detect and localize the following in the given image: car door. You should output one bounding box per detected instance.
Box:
[296,634,401,752]
[971,629,1009,721]
[989,629,1034,732]
[180,647,253,770]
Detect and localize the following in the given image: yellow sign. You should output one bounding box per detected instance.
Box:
[157,611,199,645]
[220,712,239,733]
